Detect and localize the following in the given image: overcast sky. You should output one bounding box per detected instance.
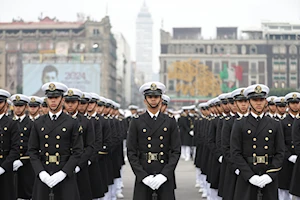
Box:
[1,0,300,72]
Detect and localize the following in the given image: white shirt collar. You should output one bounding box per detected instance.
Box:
[289,113,298,118]
[230,112,235,116]
[0,113,5,119]
[49,109,63,120]
[29,114,40,120]
[15,114,26,122]
[71,111,78,118]
[90,111,97,117]
[147,110,159,119]
[251,112,264,119]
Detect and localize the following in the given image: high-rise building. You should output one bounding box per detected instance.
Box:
[0,16,117,100]
[136,0,153,82]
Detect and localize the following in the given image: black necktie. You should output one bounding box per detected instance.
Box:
[153,116,157,121]
[256,116,261,121]
[52,115,57,121]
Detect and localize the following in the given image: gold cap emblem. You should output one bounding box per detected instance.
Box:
[15,95,21,101]
[81,94,85,98]
[30,97,36,102]
[271,97,274,102]
[240,89,244,95]
[293,93,297,99]
[150,83,157,91]
[280,98,285,103]
[67,90,73,96]
[49,83,56,91]
[254,85,262,93]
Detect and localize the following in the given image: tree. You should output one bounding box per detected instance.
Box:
[268,88,298,96]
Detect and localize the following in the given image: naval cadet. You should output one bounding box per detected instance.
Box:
[274,97,287,120]
[64,88,95,200]
[230,84,285,200]
[127,82,181,200]
[0,89,19,199]
[40,97,49,115]
[161,94,170,114]
[11,94,36,199]
[266,96,277,118]
[28,96,43,121]
[28,82,83,200]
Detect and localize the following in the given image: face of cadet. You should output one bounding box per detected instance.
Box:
[277,106,286,115]
[250,98,267,114]
[78,102,88,114]
[28,105,40,116]
[43,71,58,84]
[64,100,79,114]
[289,102,299,113]
[14,105,27,116]
[47,96,64,112]
[235,100,249,114]
[160,104,167,113]
[144,95,161,109]
[268,104,277,114]
[97,105,105,114]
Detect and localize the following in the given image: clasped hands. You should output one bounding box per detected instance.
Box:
[249,174,272,188]
[39,170,67,188]
[142,174,167,190]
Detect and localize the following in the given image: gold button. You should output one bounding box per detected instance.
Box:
[45,135,49,139]
[264,146,268,150]
[62,128,66,132]
[4,127,7,131]
[160,160,164,164]
[56,162,59,165]
[292,145,295,148]
[160,152,164,156]
[20,146,23,149]
[45,144,49,148]
[253,153,256,156]
[55,152,59,156]
[41,127,44,131]
[160,144,164,148]
[160,136,164,140]
[253,145,256,149]
[247,130,251,134]
[24,127,27,131]
[20,153,23,156]
[143,129,147,133]
[46,161,49,165]
[288,124,291,127]
[269,130,272,133]
[148,160,151,164]
[163,127,167,131]
[56,135,60,140]
[147,137,151,141]
[265,137,269,141]
[45,152,49,156]
[0,134,3,136]
[148,144,151,148]
[20,133,23,136]
[56,144,60,148]
[20,140,23,143]
[253,138,257,142]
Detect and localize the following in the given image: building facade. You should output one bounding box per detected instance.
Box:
[160,22,300,106]
[0,16,117,100]
[136,1,153,82]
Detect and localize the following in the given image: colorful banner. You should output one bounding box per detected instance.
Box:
[23,63,101,96]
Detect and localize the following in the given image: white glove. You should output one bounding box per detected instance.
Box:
[48,171,67,188]
[218,156,223,163]
[39,171,52,188]
[235,169,240,175]
[0,167,5,175]
[151,174,167,190]
[249,175,263,188]
[288,155,297,164]
[189,130,194,136]
[75,166,80,173]
[13,160,23,171]
[142,175,155,190]
[259,174,272,188]
[88,160,92,166]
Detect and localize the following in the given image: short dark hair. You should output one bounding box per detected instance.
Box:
[42,65,58,78]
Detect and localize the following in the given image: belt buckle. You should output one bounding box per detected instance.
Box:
[148,152,158,161]
[253,155,268,165]
[48,155,57,163]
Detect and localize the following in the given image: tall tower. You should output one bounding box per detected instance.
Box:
[136,0,153,82]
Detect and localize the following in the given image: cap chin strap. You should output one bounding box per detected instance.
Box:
[288,104,298,113]
[145,98,160,109]
[31,108,40,117]
[49,96,63,112]
[236,103,247,115]
[249,101,265,115]
[68,101,80,115]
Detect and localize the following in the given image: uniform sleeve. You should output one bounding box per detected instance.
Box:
[62,120,83,177]
[230,119,255,181]
[28,122,44,175]
[160,117,181,180]
[127,118,149,182]
[293,118,300,155]
[208,119,218,158]
[1,120,19,171]
[78,118,95,169]
[215,118,223,158]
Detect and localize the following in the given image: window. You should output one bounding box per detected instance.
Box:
[206,45,211,54]
[290,60,297,73]
[93,29,100,36]
[163,61,167,72]
[289,45,297,54]
[231,45,237,54]
[250,45,257,54]
[168,80,175,91]
[213,45,219,54]
[250,63,257,74]
[241,45,246,55]
[279,45,286,54]
[272,46,279,54]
